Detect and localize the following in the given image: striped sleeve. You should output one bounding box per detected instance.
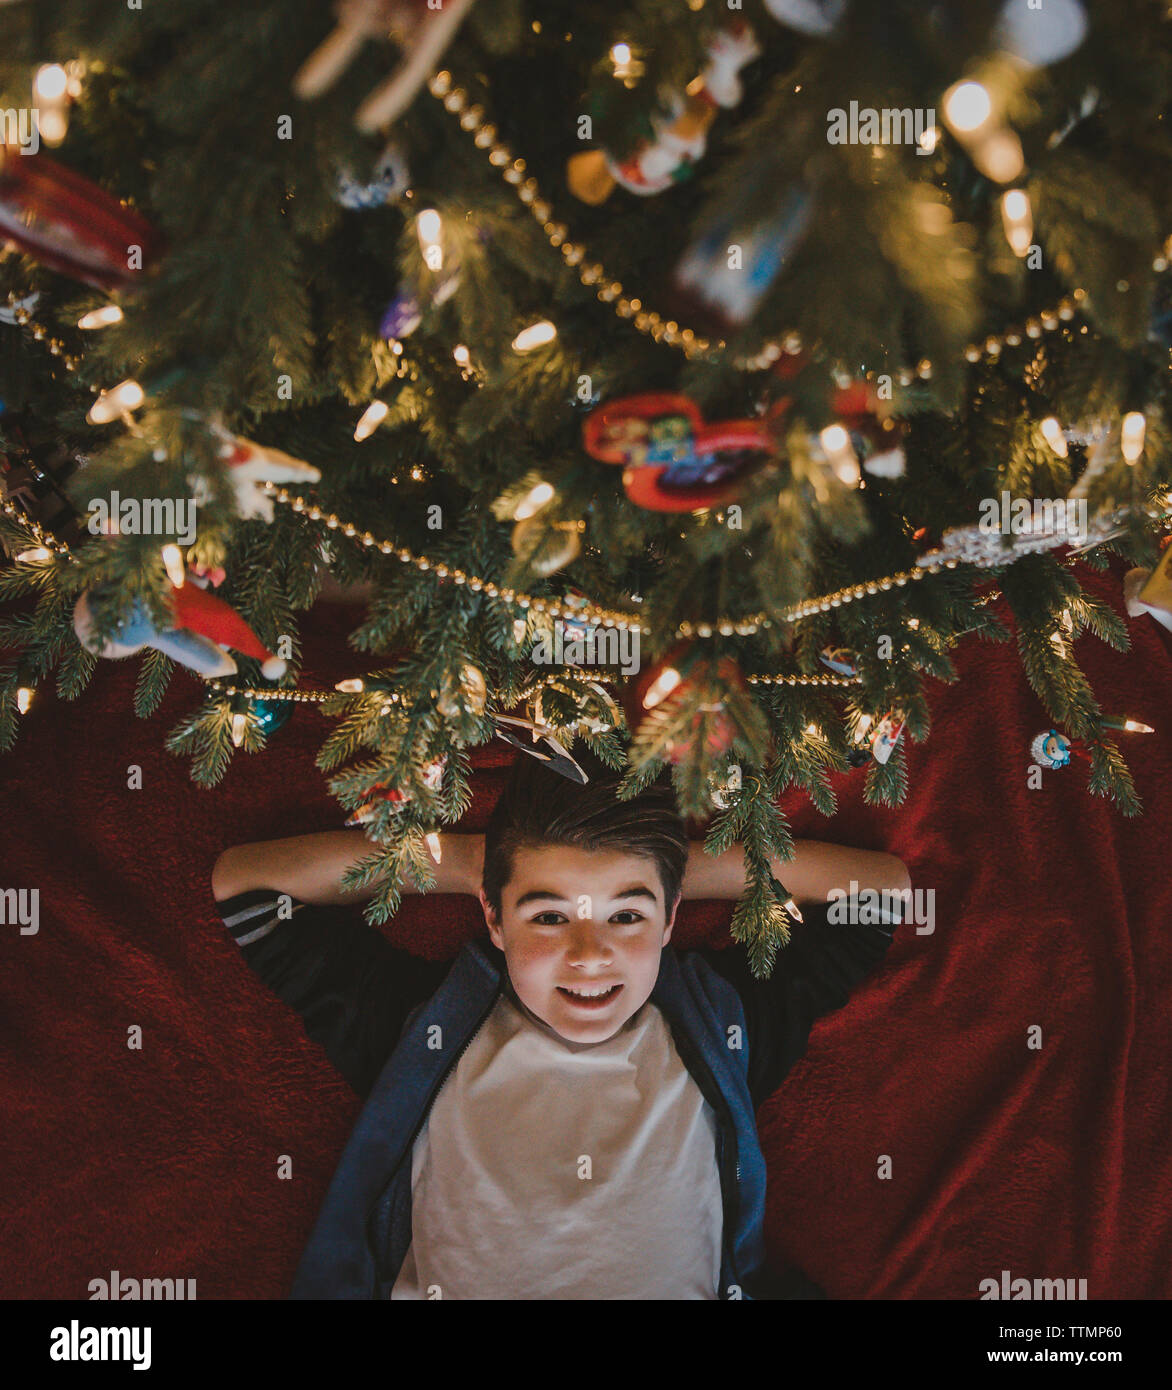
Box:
[215,888,451,1098]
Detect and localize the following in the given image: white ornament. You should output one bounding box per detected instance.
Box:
[997,0,1087,68]
[762,0,847,38]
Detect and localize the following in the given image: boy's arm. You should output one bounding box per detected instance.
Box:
[682,838,911,907]
[211,829,484,906]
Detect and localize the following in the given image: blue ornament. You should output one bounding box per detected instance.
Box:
[334,142,409,210]
[251,694,294,738]
[380,290,423,341]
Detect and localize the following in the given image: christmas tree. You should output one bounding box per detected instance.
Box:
[2,0,1170,973]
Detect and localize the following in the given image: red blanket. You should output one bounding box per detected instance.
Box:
[2,558,1169,1298]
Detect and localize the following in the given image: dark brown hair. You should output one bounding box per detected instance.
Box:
[481,748,688,917]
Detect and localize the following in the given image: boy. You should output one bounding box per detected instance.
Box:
[211,752,910,1300]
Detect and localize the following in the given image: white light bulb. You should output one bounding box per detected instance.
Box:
[1121,412,1146,463]
[513,481,555,520]
[161,544,186,588]
[452,344,471,365]
[425,832,443,865]
[34,64,68,101]
[643,667,681,710]
[86,379,144,425]
[354,400,389,441]
[231,712,247,748]
[16,546,52,563]
[77,305,124,330]
[944,80,993,134]
[15,687,33,715]
[511,320,557,353]
[1039,417,1068,458]
[1000,188,1033,257]
[334,678,365,693]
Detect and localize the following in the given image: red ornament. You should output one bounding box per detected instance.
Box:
[0,145,163,290]
[582,393,775,512]
[629,641,743,763]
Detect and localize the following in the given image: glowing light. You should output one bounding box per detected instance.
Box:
[15,687,33,715]
[161,544,186,588]
[1121,412,1146,463]
[354,400,389,441]
[416,209,443,270]
[78,304,124,330]
[1123,720,1154,734]
[231,712,247,747]
[944,80,992,133]
[1000,188,1033,257]
[511,320,557,353]
[819,425,849,453]
[86,379,144,425]
[1039,417,1068,458]
[819,424,860,485]
[34,64,68,101]
[918,125,939,154]
[452,344,471,365]
[611,43,631,64]
[16,546,52,563]
[642,666,682,710]
[425,831,443,864]
[334,679,365,693]
[513,480,555,520]
[781,895,804,924]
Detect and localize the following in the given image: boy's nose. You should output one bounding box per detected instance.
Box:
[565,920,613,965]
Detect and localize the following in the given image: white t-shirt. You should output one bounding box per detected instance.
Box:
[390,990,724,1300]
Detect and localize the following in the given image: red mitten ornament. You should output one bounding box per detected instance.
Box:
[0,146,162,290]
[583,392,775,511]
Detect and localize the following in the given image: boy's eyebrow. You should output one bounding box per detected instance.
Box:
[513,886,659,908]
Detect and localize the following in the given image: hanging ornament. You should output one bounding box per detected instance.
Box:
[996,0,1087,68]
[73,580,286,680]
[671,184,813,333]
[345,756,446,826]
[819,645,859,677]
[915,498,1130,571]
[1031,728,1074,769]
[437,661,487,718]
[582,392,775,512]
[567,23,761,204]
[532,679,622,738]
[0,146,163,290]
[1123,544,1172,635]
[762,0,846,37]
[869,708,907,765]
[250,691,295,739]
[293,0,479,133]
[334,140,410,209]
[493,713,589,783]
[629,642,744,764]
[191,434,322,523]
[511,515,582,577]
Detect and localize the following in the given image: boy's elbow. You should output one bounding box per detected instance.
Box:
[211,846,246,904]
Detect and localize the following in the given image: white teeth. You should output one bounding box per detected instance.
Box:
[561,984,618,998]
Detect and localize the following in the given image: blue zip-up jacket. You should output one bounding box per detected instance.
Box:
[215,888,898,1300]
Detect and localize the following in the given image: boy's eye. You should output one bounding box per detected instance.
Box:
[531,911,569,926]
[610,911,645,925]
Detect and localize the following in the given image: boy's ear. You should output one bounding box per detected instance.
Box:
[662,891,681,945]
[478,888,504,950]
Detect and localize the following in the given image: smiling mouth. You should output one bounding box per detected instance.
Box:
[556,983,623,1009]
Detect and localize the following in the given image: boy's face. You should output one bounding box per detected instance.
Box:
[480,843,679,1044]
